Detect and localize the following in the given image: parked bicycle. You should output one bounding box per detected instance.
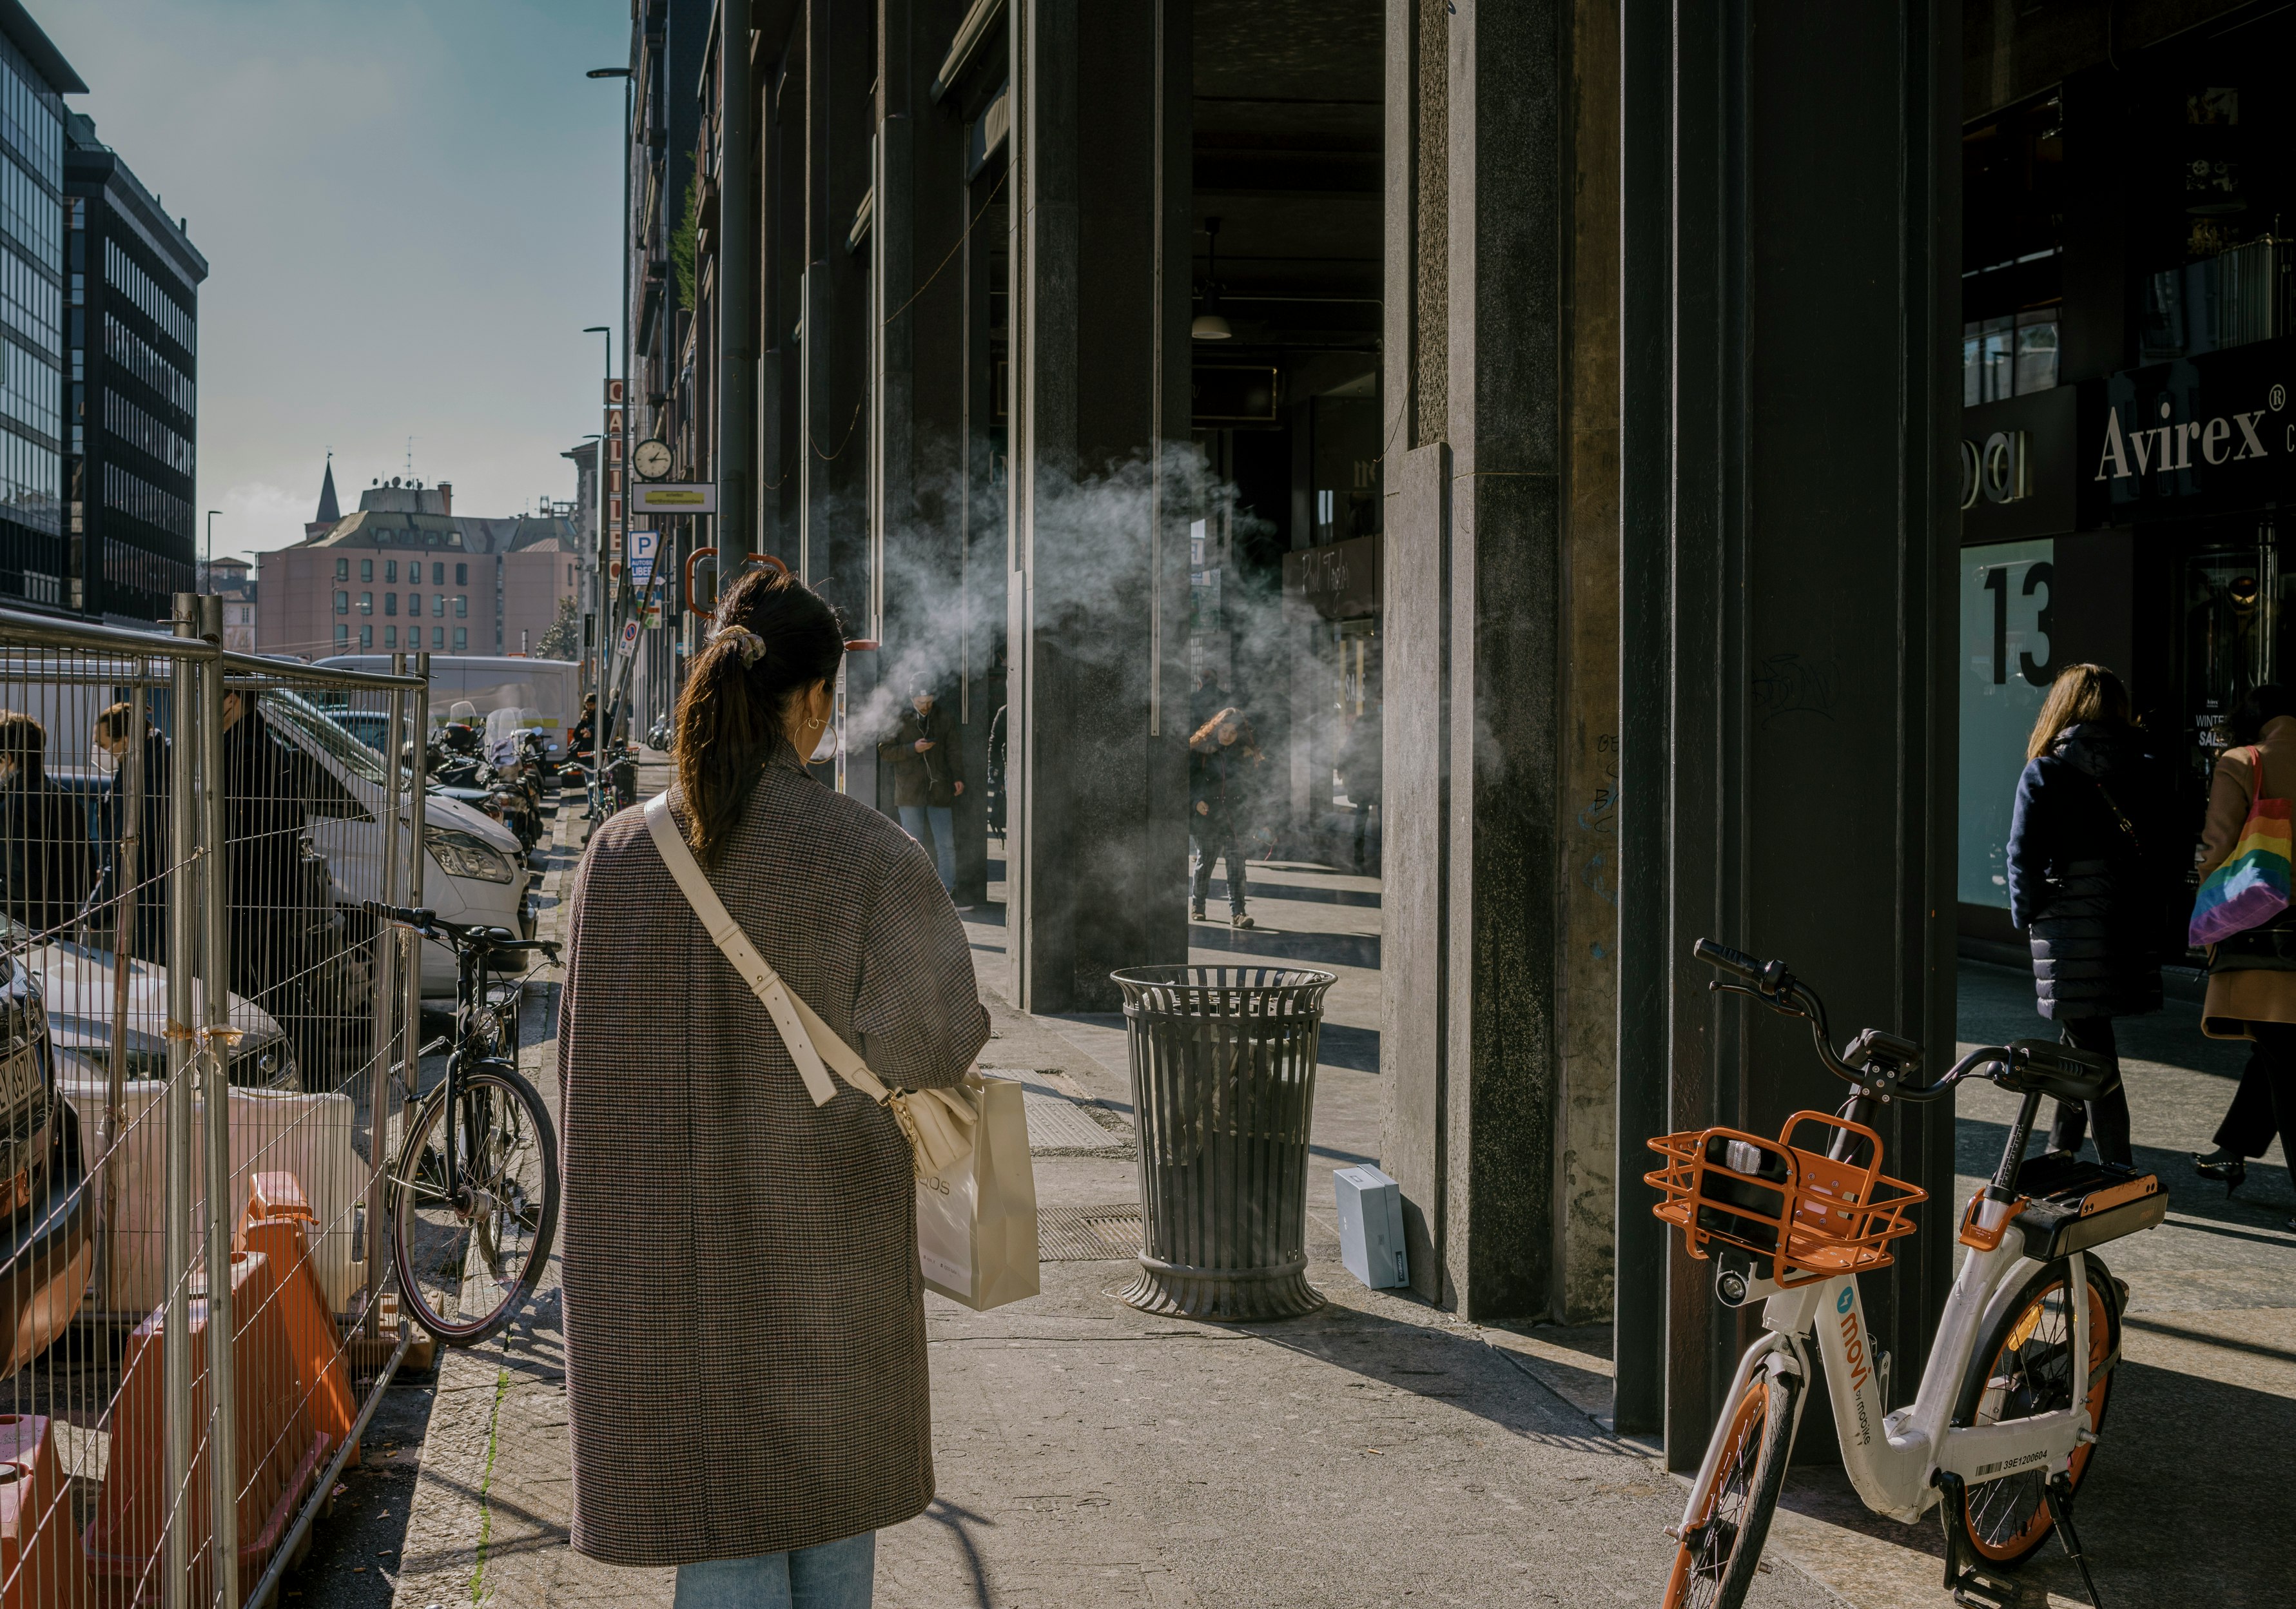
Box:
[365,901,562,1345]
[1653,940,2166,1609]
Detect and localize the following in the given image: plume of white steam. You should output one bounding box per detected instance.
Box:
[843,440,1277,747]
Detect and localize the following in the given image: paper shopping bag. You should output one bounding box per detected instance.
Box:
[917,1073,1039,1311]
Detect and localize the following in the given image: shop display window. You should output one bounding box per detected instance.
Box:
[1959,541,2055,910]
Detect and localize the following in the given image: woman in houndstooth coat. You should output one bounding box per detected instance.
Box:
[557,569,989,1603]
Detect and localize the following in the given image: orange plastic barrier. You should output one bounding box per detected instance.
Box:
[0,1414,92,1607]
[240,1172,358,1468]
[85,1251,333,1606]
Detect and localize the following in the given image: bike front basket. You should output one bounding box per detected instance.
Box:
[1645,1111,1925,1286]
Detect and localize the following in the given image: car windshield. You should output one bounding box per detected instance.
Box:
[258,688,391,786]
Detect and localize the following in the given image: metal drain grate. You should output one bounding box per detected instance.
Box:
[1036,1204,1145,1262]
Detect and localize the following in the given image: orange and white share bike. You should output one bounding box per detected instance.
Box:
[1650,941,2167,1609]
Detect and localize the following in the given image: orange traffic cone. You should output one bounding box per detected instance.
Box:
[0,1414,92,1607]
[85,1251,333,1606]
[240,1173,356,1467]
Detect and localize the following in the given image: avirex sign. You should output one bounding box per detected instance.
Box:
[2088,336,2296,522]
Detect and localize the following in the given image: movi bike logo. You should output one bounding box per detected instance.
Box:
[1836,1286,1872,1392]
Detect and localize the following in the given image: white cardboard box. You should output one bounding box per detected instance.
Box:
[1334,1164,1408,1290]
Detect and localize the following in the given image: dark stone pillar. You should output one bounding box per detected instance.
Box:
[804,0,879,803]
[1005,0,1190,1011]
[1377,0,1565,1319]
[1614,0,1961,1463]
[874,0,984,888]
[761,29,803,565]
[959,139,1006,908]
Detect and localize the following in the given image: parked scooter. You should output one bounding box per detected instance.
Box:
[404,736,545,855]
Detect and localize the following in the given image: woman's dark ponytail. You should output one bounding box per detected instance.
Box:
[672,567,844,865]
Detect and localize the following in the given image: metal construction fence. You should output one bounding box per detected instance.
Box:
[0,596,440,1608]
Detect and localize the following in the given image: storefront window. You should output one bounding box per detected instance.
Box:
[2014,309,2058,393]
[1960,540,2056,910]
[2181,533,2282,787]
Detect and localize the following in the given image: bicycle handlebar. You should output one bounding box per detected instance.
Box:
[1692,937,1945,1102]
[1691,938,1768,985]
[361,900,436,931]
[1690,939,2106,1106]
[359,900,561,961]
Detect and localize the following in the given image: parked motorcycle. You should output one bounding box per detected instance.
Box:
[405,737,546,855]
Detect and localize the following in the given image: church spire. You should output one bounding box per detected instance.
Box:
[315,451,340,525]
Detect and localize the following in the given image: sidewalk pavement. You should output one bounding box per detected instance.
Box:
[385,786,1840,1609]
[384,787,2295,1608]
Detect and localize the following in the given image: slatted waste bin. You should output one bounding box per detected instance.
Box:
[1111,965,1337,1320]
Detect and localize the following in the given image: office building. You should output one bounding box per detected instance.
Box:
[0,4,74,612]
[63,110,206,623]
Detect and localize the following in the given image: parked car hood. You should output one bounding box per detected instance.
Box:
[26,940,290,1083]
[411,789,521,854]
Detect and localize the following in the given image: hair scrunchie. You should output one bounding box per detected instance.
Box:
[712,624,768,665]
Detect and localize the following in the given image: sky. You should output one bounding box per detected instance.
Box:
[43,0,627,565]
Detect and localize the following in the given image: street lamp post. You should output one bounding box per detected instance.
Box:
[203,509,220,592]
[588,63,634,741]
[580,425,606,706]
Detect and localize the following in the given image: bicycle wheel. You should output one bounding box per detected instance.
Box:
[1662,1365,1801,1609]
[389,1058,560,1346]
[1951,1255,2119,1567]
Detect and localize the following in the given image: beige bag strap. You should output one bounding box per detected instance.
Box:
[643,792,892,1109]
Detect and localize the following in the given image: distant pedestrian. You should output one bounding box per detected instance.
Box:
[1191,706,1261,928]
[1338,703,1381,870]
[91,703,171,963]
[219,688,315,1015]
[558,567,988,1605]
[878,677,964,895]
[2004,664,2176,1167]
[2191,683,2296,1229]
[0,711,92,937]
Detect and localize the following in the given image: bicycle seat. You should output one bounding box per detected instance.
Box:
[1994,1039,2116,1103]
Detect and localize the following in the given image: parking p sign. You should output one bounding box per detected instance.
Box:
[628,530,660,589]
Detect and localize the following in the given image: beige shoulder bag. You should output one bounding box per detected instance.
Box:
[642,792,975,1175]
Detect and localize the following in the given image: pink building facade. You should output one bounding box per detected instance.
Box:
[255,477,579,660]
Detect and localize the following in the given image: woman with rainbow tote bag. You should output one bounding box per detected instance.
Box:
[2188,763,2294,946]
[2190,687,2296,1231]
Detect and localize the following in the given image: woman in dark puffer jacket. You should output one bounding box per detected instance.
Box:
[2005,663,2177,1167]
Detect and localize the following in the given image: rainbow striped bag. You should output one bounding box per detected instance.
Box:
[2190,746,2294,946]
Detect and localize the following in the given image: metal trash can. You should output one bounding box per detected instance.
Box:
[1110,965,1338,1321]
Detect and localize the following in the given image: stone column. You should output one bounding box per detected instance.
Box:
[1005,0,1191,1011]
[804,0,879,801]
[1379,0,1571,1320]
[1552,0,1622,1325]
[761,31,802,565]
[873,0,982,870]
[1613,0,1961,1461]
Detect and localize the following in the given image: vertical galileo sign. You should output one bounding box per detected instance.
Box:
[1959,540,2055,910]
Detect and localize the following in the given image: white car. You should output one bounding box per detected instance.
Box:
[0,661,521,999]
[255,690,528,995]
[23,927,298,1092]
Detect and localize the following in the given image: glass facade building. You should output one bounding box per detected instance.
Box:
[64,110,205,621]
[0,16,70,609]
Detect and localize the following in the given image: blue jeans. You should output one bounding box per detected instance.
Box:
[899,804,956,891]
[674,1530,875,1609]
